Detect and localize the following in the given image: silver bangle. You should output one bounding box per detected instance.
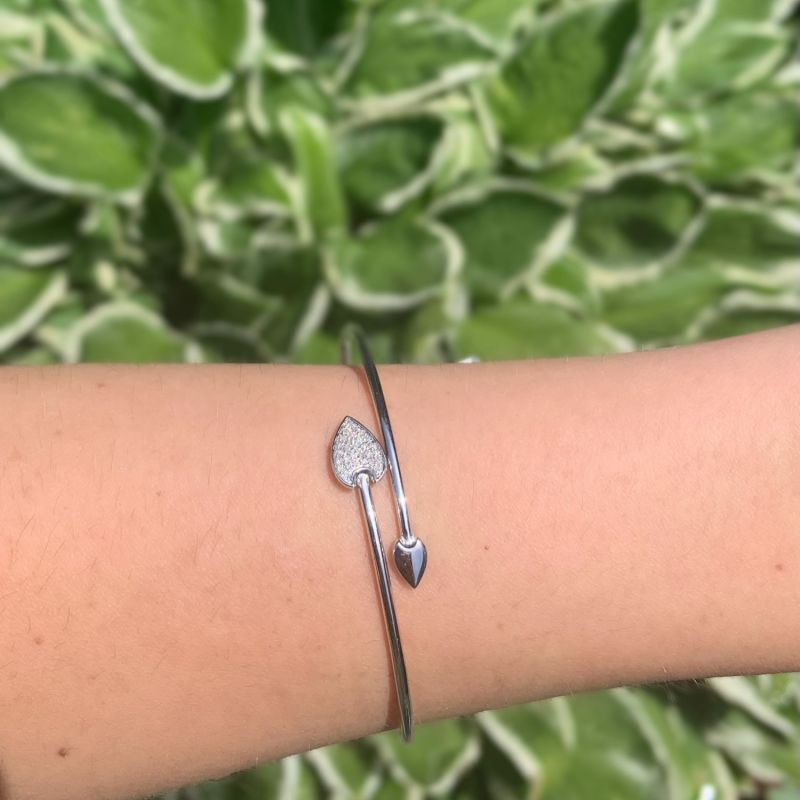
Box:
[330,329,427,742]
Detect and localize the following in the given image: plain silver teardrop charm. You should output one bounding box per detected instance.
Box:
[393,538,427,588]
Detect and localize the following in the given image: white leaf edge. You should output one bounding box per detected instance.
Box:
[0,67,161,204]
[616,687,738,800]
[431,178,574,299]
[337,111,449,214]
[100,0,263,100]
[492,0,646,170]
[60,301,199,363]
[573,169,707,287]
[305,745,383,797]
[0,268,67,353]
[337,10,494,114]
[708,676,796,739]
[371,720,482,794]
[323,218,464,312]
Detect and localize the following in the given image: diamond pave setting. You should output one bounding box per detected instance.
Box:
[331,416,387,487]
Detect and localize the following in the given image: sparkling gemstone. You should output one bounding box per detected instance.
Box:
[331,416,387,487]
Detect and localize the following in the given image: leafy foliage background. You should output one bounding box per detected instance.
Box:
[0,0,799,797]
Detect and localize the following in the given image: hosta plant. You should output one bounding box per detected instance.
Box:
[0,0,798,797]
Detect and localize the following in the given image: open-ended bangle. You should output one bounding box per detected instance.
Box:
[330,329,427,742]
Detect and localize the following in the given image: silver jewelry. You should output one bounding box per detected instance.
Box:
[331,416,413,741]
[331,329,426,742]
[341,329,428,588]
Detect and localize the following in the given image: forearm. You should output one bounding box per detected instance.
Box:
[0,325,798,800]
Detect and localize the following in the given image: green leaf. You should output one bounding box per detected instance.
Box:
[280,106,347,237]
[67,302,191,362]
[430,112,495,194]
[198,159,292,221]
[671,23,789,97]
[193,273,281,327]
[575,174,702,270]
[480,693,668,800]
[541,252,600,314]
[552,691,668,800]
[42,8,111,69]
[306,742,380,796]
[5,344,59,365]
[343,10,492,106]
[619,688,736,800]
[664,91,798,183]
[292,332,341,364]
[527,147,611,192]
[688,203,799,271]
[249,67,334,137]
[455,297,620,359]
[399,294,466,364]
[373,718,481,793]
[600,263,731,341]
[708,677,796,739]
[381,0,538,43]
[0,71,159,201]
[638,0,696,26]
[708,0,793,22]
[60,0,112,38]
[325,219,458,311]
[266,0,349,57]
[237,756,320,800]
[486,1,640,160]
[474,733,532,798]
[0,266,67,352]
[439,0,538,42]
[100,0,261,99]
[706,708,800,785]
[338,114,446,213]
[0,9,43,74]
[197,217,259,261]
[0,195,82,266]
[605,6,672,116]
[192,327,268,364]
[259,297,328,359]
[436,183,566,298]
[697,306,800,341]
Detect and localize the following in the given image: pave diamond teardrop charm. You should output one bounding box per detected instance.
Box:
[331,416,387,487]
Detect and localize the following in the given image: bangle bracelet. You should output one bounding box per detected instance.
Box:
[330,329,426,742]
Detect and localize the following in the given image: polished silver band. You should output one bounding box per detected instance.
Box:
[330,329,427,742]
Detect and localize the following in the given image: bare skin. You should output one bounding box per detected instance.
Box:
[0,324,797,800]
